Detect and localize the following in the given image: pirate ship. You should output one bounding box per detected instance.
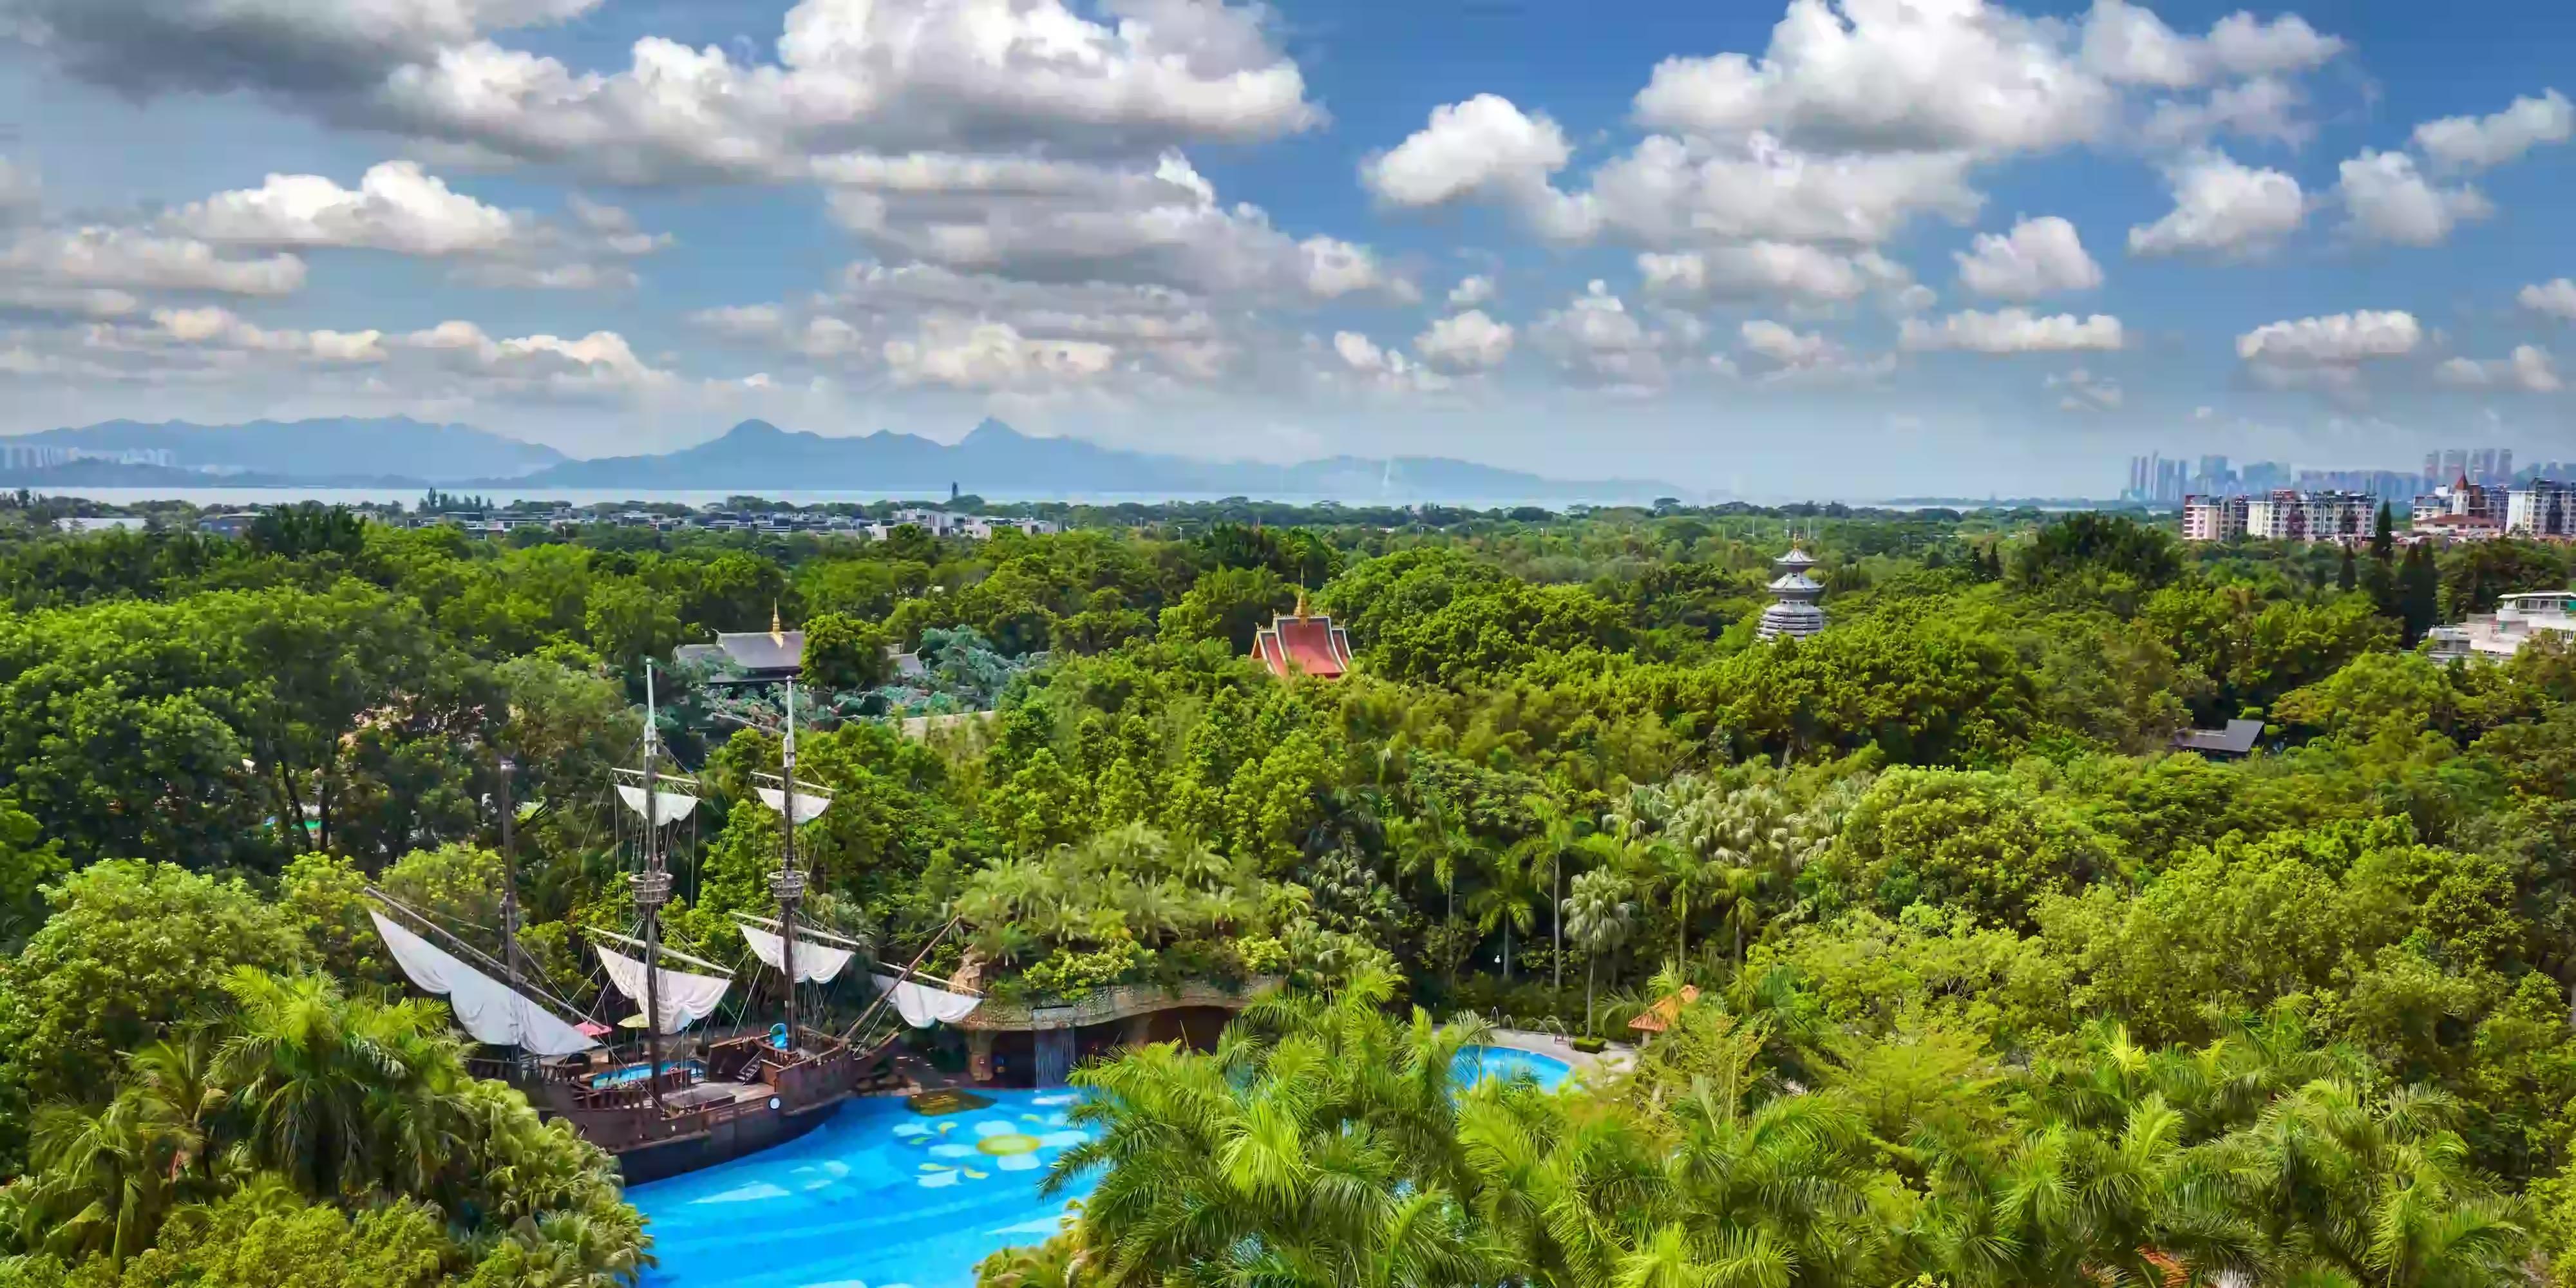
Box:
[367,661,982,1182]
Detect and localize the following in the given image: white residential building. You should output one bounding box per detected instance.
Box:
[2429,591,2576,663]
[2181,495,2248,542]
[887,507,967,535]
[2235,489,2376,544]
[962,517,1061,538]
[2506,482,2576,538]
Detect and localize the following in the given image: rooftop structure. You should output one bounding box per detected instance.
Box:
[2428,591,2576,663]
[1251,592,1354,680]
[1756,545,1827,642]
[1627,985,1703,1036]
[674,609,805,682]
[2171,719,2264,759]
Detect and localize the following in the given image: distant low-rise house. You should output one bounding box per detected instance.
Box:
[198,511,260,536]
[961,517,1061,538]
[2409,512,2504,543]
[57,516,148,534]
[889,507,967,536]
[2429,591,2576,662]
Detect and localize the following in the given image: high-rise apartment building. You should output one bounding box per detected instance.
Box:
[2508,482,2576,538]
[2241,489,2374,542]
[2181,495,2249,541]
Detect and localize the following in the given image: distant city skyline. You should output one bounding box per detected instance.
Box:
[2123,445,2573,505]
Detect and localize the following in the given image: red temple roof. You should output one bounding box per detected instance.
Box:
[1251,599,1353,680]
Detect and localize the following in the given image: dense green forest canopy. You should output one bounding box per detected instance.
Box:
[0,494,2571,1287]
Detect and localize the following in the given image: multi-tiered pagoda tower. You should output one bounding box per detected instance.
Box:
[1756,544,1827,642]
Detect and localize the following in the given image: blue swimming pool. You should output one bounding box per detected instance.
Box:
[632,1088,1097,1288]
[592,1059,705,1090]
[1451,1043,1575,1090]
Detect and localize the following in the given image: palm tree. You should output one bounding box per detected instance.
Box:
[1049,967,1509,1286]
[1563,867,1638,1037]
[1669,782,1810,963]
[492,1211,655,1288]
[1466,846,1539,983]
[1394,794,1483,987]
[122,1028,229,1192]
[214,967,468,1201]
[1511,794,1585,1001]
[18,1095,179,1267]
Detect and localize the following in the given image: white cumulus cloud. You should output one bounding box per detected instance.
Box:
[1953,216,2101,299]
[169,160,517,256]
[1899,308,2123,353]
[1633,0,2117,155]
[1528,280,1681,393]
[1734,318,1893,386]
[2521,279,2576,323]
[1414,310,1515,372]
[2412,90,2573,173]
[1638,242,1909,304]
[2334,150,2492,247]
[0,227,307,296]
[2435,346,2561,394]
[2079,0,2342,88]
[2127,150,2305,258]
[2235,310,2421,365]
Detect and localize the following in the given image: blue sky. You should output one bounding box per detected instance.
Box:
[0,0,2571,497]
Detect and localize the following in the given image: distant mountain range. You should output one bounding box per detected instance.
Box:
[0,416,1680,504]
[506,419,1675,502]
[3,417,565,482]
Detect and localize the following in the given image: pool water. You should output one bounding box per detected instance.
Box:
[1450,1044,1575,1090]
[632,1088,1098,1288]
[593,1059,706,1090]
[634,1051,1572,1287]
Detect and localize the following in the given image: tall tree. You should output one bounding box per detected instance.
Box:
[2367,504,2400,618]
[1563,867,1638,1036]
[2400,542,2443,645]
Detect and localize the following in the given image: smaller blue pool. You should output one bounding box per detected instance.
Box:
[591,1058,705,1090]
[1451,1044,1574,1090]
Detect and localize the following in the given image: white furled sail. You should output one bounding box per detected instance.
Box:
[737,922,854,985]
[595,945,732,1034]
[614,783,699,826]
[753,785,831,824]
[870,971,981,1027]
[369,912,599,1057]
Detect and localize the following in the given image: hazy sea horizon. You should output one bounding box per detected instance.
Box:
[17,485,1644,510]
[11,485,2125,513]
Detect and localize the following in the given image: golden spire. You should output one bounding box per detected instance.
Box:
[770,601,784,645]
[1294,587,1311,619]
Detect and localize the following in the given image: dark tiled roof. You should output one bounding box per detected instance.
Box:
[2172,719,2264,757]
[714,630,804,674]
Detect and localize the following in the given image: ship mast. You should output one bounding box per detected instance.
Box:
[635,661,670,1111]
[774,679,808,1051]
[496,753,526,1074]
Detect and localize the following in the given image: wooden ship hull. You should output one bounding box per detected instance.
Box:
[506,1027,891,1184]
